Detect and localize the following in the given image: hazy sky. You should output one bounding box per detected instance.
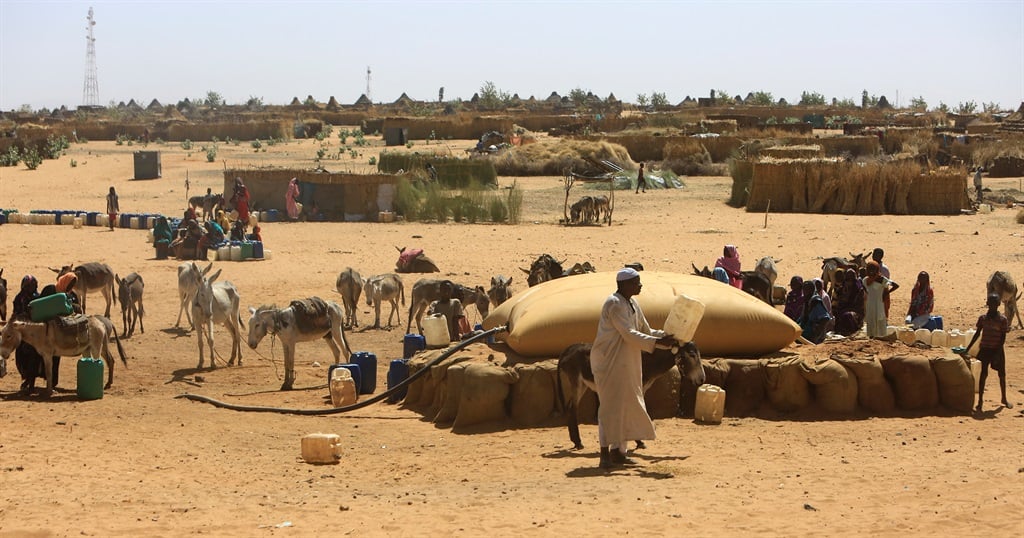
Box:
[1,0,1022,112]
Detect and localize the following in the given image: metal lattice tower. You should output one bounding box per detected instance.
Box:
[82,7,99,107]
[366,66,372,103]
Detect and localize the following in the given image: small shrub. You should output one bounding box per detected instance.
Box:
[115,134,126,146]
[181,139,193,150]
[251,139,262,151]
[368,156,377,166]
[394,177,424,221]
[23,146,42,170]
[488,195,508,223]
[70,159,77,168]
[1,146,20,167]
[153,137,162,144]
[406,140,414,149]
[349,149,358,159]
[505,183,523,224]
[316,147,327,161]
[424,187,449,223]
[206,143,218,162]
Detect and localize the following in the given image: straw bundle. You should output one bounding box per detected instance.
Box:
[759,145,823,159]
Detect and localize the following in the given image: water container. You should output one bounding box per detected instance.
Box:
[350,352,377,394]
[60,213,74,225]
[378,211,395,223]
[948,331,966,348]
[73,217,83,229]
[964,330,979,357]
[43,213,56,225]
[249,212,259,227]
[328,363,362,394]
[886,325,898,338]
[98,214,109,228]
[896,328,916,345]
[403,333,426,359]
[239,241,254,260]
[263,249,272,260]
[263,209,279,223]
[29,293,73,322]
[695,384,726,424]
[924,315,943,331]
[914,328,932,345]
[387,359,410,403]
[229,244,242,261]
[217,245,231,261]
[329,369,358,407]
[979,203,992,214]
[969,358,982,393]
[662,294,706,343]
[301,433,342,464]
[119,214,130,228]
[473,323,495,344]
[930,329,948,348]
[76,357,104,400]
[422,314,450,348]
[251,241,264,259]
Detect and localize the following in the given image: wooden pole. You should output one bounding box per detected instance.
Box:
[764,199,771,229]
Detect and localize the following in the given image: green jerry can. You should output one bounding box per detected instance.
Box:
[77,358,104,400]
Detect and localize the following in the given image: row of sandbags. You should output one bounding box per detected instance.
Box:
[402,345,976,430]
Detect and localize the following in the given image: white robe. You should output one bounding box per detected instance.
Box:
[591,292,663,450]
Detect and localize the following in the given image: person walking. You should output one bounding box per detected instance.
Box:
[106,186,119,231]
[635,162,646,194]
[591,268,676,469]
[285,178,301,221]
[973,167,984,203]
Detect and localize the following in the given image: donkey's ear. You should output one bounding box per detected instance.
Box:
[202,262,214,275]
[248,306,256,315]
[48,267,61,273]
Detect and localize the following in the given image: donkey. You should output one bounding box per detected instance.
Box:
[569,196,595,224]
[191,269,244,369]
[247,297,352,391]
[0,315,128,397]
[487,275,513,308]
[0,268,7,321]
[753,257,780,305]
[395,247,440,273]
[175,262,212,330]
[363,273,405,329]
[188,193,224,221]
[556,341,705,450]
[49,263,115,317]
[335,267,363,328]
[987,271,1023,329]
[115,272,145,337]
[406,278,490,333]
[821,252,869,294]
[521,254,565,287]
[692,262,774,305]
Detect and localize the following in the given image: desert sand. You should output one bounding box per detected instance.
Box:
[0,138,1022,537]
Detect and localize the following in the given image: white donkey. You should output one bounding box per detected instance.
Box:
[247,297,352,391]
[363,273,405,329]
[191,268,244,369]
[175,262,212,330]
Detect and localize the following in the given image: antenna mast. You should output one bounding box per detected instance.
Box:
[82,7,99,107]
[366,66,372,103]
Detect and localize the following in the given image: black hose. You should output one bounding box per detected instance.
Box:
[175,325,507,415]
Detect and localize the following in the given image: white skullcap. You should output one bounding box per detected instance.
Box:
[616,267,640,282]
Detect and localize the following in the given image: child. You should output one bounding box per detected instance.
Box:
[963,293,1012,412]
[862,261,899,338]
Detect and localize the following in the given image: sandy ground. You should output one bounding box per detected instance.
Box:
[1,139,1022,537]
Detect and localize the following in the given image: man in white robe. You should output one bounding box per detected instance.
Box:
[591,268,676,469]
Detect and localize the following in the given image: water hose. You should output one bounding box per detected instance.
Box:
[175,324,507,415]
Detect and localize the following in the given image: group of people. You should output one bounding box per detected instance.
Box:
[166,179,262,260]
[10,272,84,395]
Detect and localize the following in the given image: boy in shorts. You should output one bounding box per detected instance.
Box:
[963,293,1012,412]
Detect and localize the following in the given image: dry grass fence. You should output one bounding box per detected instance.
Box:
[737,158,967,215]
[377,152,497,187]
[223,168,396,221]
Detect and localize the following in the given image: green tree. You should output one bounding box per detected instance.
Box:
[478,81,510,110]
[636,93,649,108]
[799,91,826,106]
[956,101,977,114]
[246,95,264,110]
[204,91,224,107]
[982,101,1001,113]
[935,102,950,113]
[569,87,589,108]
[909,96,927,111]
[751,91,774,106]
[650,91,669,109]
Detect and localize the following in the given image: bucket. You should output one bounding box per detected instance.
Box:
[350,351,377,394]
[695,384,725,424]
[930,329,948,348]
[387,359,410,403]
[328,363,361,394]
[229,245,242,261]
[77,357,104,400]
[662,294,706,342]
[403,333,426,359]
[914,328,932,345]
[329,369,358,407]
[422,314,449,348]
[73,217,83,229]
[969,358,982,393]
[301,433,342,464]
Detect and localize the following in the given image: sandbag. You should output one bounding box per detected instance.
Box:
[724,359,765,417]
[763,357,811,412]
[645,366,681,419]
[929,355,974,413]
[433,362,468,424]
[799,358,858,413]
[882,355,940,410]
[509,361,558,427]
[453,363,519,428]
[483,271,801,358]
[402,360,425,407]
[832,355,896,415]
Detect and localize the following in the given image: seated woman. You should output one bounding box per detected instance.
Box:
[714,245,742,288]
[247,224,263,242]
[797,280,831,344]
[152,216,173,260]
[783,276,804,322]
[905,271,934,329]
[171,219,203,260]
[833,268,866,336]
[230,219,247,242]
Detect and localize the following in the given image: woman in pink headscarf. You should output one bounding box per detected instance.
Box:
[714,245,742,288]
[285,178,300,221]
